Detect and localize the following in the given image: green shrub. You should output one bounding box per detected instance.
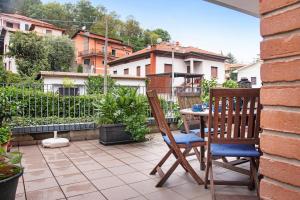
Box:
[200,79,217,103]
[223,79,238,88]
[94,87,149,141]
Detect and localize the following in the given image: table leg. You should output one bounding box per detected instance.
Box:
[182,114,190,133]
[200,116,206,170]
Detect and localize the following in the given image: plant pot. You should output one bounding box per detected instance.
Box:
[99,124,134,145]
[0,170,23,200]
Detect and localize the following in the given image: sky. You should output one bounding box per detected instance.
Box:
[42,0,261,64]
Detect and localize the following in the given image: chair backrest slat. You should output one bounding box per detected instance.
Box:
[208,88,261,145]
[177,92,201,109]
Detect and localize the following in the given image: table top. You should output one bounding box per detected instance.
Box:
[180,108,209,116]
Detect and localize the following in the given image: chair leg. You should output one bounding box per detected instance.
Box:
[250,158,260,198]
[200,146,206,170]
[248,158,255,190]
[156,158,180,187]
[181,156,204,185]
[209,161,216,200]
[204,155,210,189]
[150,149,172,175]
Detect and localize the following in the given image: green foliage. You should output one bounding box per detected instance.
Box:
[226,52,237,64]
[94,87,149,141]
[44,35,75,71]
[0,86,97,121]
[222,79,238,88]
[0,147,22,180]
[85,75,115,94]
[0,89,19,127]
[0,126,11,145]
[8,31,50,77]
[77,64,83,73]
[15,0,172,51]
[62,78,75,88]
[200,79,217,103]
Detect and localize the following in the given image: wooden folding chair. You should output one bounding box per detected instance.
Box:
[147,90,205,187]
[177,92,202,133]
[204,88,262,200]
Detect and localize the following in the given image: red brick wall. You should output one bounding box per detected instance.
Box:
[259,1,300,199]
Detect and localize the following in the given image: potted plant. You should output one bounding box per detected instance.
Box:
[0,89,18,152]
[0,147,23,200]
[94,87,149,145]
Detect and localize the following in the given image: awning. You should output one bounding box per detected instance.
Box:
[204,0,259,17]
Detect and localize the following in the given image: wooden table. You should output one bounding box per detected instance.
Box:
[180,108,209,170]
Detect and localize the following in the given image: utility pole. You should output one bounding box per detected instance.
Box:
[104,17,108,94]
[171,44,175,100]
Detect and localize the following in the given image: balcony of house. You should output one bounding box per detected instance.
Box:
[78,49,118,58]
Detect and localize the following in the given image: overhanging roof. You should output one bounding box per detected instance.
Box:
[146,72,203,78]
[204,0,259,17]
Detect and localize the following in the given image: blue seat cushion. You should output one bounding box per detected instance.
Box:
[189,128,220,134]
[211,144,260,157]
[163,133,204,146]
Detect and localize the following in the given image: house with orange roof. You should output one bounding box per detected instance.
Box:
[0,13,65,73]
[72,30,133,74]
[108,42,228,90]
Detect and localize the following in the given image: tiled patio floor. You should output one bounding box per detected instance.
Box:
[15,133,258,200]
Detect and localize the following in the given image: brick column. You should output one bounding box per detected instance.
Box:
[259,1,300,199]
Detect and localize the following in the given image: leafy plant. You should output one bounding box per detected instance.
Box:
[0,127,11,145]
[63,78,75,88]
[0,147,22,180]
[200,79,217,103]
[0,90,18,127]
[222,79,238,88]
[77,64,83,73]
[85,75,115,94]
[94,87,149,141]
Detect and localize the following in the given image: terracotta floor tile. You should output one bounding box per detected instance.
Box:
[91,176,125,190]
[101,185,140,200]
[67,191,106,200]
[25,177,58,192]
[83,169,113,180]
[128,196,148,200]
[108,165,136,175]
[111,152,133,159]
[129,179,166,195]
[16,181,24,194]
[26,186,65,200]
[71,157,97,165]
[100,159,126,168]
[76,162,103,172]
[61,181,97,197]
[51,166,80,177]
[48,160,74,169]
[170,183,210,199]
[56,173,88,186]
[24,169,53,181]
[118,171,150,184]
[144,189,187,200]
[15,193,26,200]
[119,156,145,164]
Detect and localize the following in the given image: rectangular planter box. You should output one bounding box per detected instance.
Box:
[99,124,134,145]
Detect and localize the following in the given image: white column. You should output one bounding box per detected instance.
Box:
[190,59,194,74]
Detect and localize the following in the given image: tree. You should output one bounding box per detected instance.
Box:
[45,35,75,71]
[226,52,237,64]
[8,32,50,77]
[151,28,171,42]
[85,75,115,94]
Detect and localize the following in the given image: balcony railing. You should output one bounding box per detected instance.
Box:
[78,49,117,58]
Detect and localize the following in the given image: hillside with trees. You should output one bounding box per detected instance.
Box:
[1,0,171,51]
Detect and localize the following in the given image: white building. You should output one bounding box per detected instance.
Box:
[236,61,262,88]
[37,71,146,95]
[0,13,65,73]
[108,42,227,90]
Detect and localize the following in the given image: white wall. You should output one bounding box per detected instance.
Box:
[237,62,262,88]
[109,58,150,77]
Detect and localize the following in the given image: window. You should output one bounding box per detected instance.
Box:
[58,87,79,96]
[251,77,257,85]
[136,66,141,76]
[113,70,117,74]
[25,24,30,31]
[112,49,116,56]
[124,68,129,75]
[83,59,90,65]
[211,66,218,79]
[187,66,191,73]
[164,64,172,73]
[6,22,13,28]
[145,64,151,75]
[83,37,89,51]
[46,30,52,35]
